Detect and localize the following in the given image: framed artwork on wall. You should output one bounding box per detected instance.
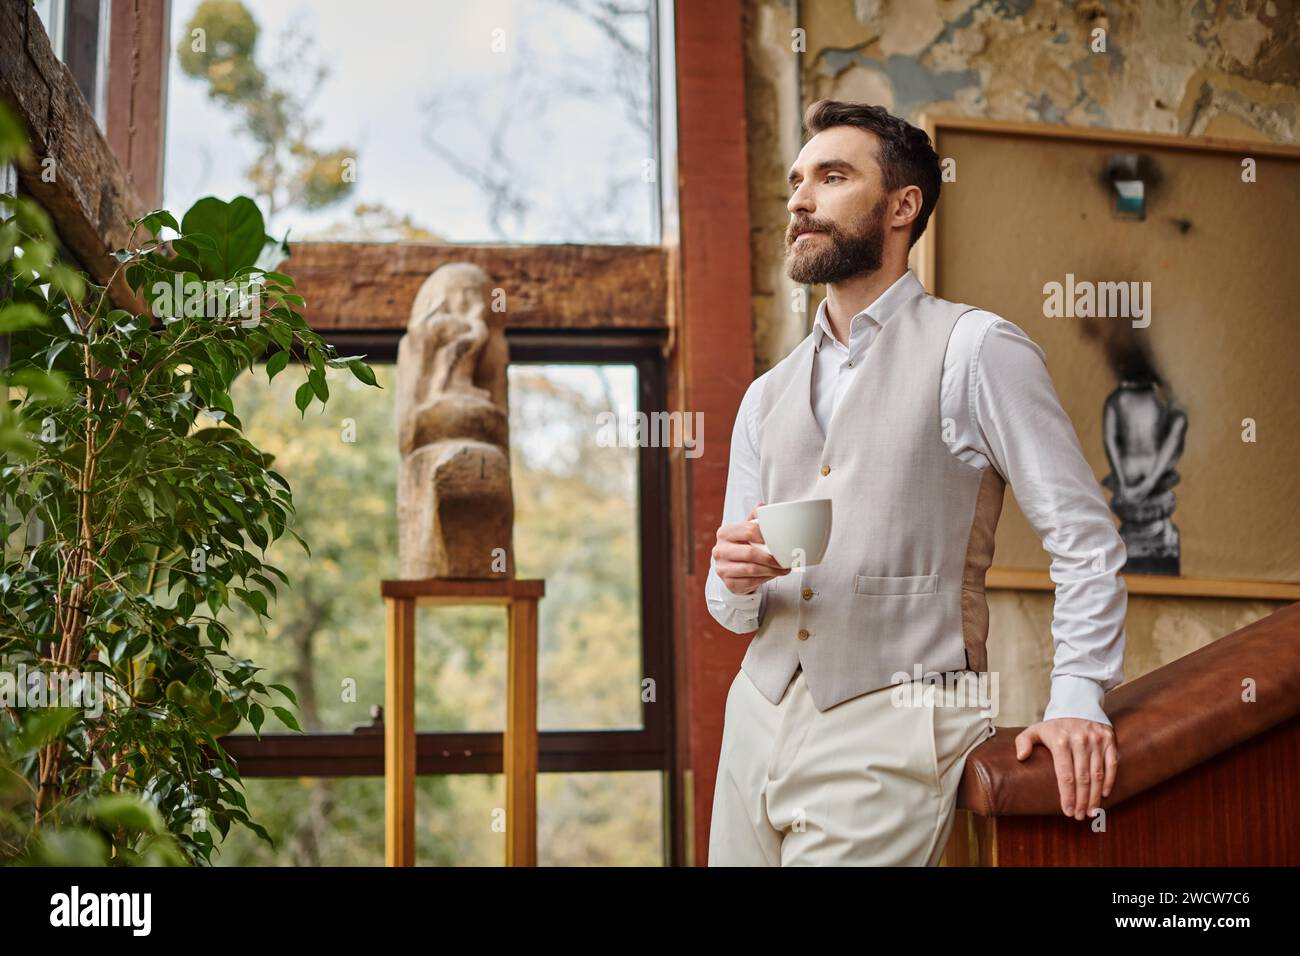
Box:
[913,115,1300,600]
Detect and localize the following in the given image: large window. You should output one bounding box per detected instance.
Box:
[221,360,644,735]
[157,0,677,866]
[164,0,660,243]
[216,341,671,865]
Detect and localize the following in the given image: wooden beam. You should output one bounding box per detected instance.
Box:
[283,242,668,332]
[380,577,545,601]
[106,0,169,210]
[0,0,147,293]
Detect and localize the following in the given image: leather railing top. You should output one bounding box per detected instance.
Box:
[957,600,1300,816]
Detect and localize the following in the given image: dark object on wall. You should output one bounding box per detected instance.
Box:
[1105,152,1156,220]
[1101,376,1188,575]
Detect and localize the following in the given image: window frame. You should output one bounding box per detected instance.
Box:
[219,329,675,784]
[38,0,112,128]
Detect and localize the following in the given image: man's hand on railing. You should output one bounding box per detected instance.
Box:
[1014,719,1118,821]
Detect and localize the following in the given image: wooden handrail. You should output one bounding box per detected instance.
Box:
[946,600,1300,865]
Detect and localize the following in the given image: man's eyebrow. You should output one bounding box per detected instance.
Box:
[787,158,860,186]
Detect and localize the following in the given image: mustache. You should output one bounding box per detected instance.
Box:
[786,219,834,245]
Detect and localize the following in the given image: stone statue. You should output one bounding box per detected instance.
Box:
[1101,375,1188,575]
[396,262,514,578]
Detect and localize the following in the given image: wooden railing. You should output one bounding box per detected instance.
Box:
[945,601,1300,865]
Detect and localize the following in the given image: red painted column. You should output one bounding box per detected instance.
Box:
[671,0,756,865]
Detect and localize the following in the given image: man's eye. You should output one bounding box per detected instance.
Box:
[826,174,845,183]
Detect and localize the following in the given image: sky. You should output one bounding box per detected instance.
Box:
[162,0,658,244]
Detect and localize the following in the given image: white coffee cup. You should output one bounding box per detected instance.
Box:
[755,498,832,569]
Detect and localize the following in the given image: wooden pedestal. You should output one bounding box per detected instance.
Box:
[381,578,545,867]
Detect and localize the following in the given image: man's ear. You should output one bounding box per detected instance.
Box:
[893,185,923,233]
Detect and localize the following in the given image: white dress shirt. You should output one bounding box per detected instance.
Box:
[705,269,1127,726]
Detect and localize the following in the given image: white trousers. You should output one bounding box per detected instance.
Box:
[708,666,994,866]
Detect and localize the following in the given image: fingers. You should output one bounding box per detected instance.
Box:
[1087,745,1104,822]
[1070,734,1089,821]
[1051,737,1077,818]
[714,532,785,572]
[723,562,789,579]
[1014,726,1039,760]
[1019,721,1117,820]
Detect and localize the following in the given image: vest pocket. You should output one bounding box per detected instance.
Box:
[852,572,939,595]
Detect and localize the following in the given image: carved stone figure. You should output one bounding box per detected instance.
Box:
[395,262,514,578]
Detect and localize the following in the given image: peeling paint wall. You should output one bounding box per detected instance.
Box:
[746,0,1300,370]
[739,0,1299,726]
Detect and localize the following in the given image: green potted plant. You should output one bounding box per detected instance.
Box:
[0,102,377,865]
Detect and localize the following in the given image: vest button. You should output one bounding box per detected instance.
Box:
[797,628,810,641]
[820,464,831,476]
[801,587,813,600]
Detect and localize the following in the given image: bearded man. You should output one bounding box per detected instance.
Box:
[705,101,1127,866]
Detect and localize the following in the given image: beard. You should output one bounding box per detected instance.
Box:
[784,195,889,285]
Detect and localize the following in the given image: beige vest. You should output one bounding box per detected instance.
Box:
[742,292,1007,711]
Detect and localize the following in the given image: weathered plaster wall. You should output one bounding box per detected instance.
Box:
[739,0,1299,725]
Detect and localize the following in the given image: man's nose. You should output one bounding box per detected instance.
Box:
[787,182,814,215]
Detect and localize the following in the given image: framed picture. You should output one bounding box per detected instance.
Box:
[914,115,1300,600]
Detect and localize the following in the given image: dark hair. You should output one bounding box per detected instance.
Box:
[802,99,941,248]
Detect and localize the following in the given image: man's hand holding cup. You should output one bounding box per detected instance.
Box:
[712,503,791,596]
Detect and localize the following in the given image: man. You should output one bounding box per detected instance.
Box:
[705,100,1127,866]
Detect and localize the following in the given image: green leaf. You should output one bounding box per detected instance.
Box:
[307,368,328,402]
[88,794,166,834]
[234,587,268,618]
[347,359,379,387]
[271,706,303,733]
[14,707,79,756]
[206,580,227,616]
[133,209,180,238]
[179,196,267,278]
[0,99,29,163]
[9,368,68,401]
[45,338,70,370]
[0,303,49,333]
[269,683,299,707]
[47,263,86,303]
[294,381,314,415]
[28,829,110,867]
[265,350,290,381]
[267,321,293,351]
